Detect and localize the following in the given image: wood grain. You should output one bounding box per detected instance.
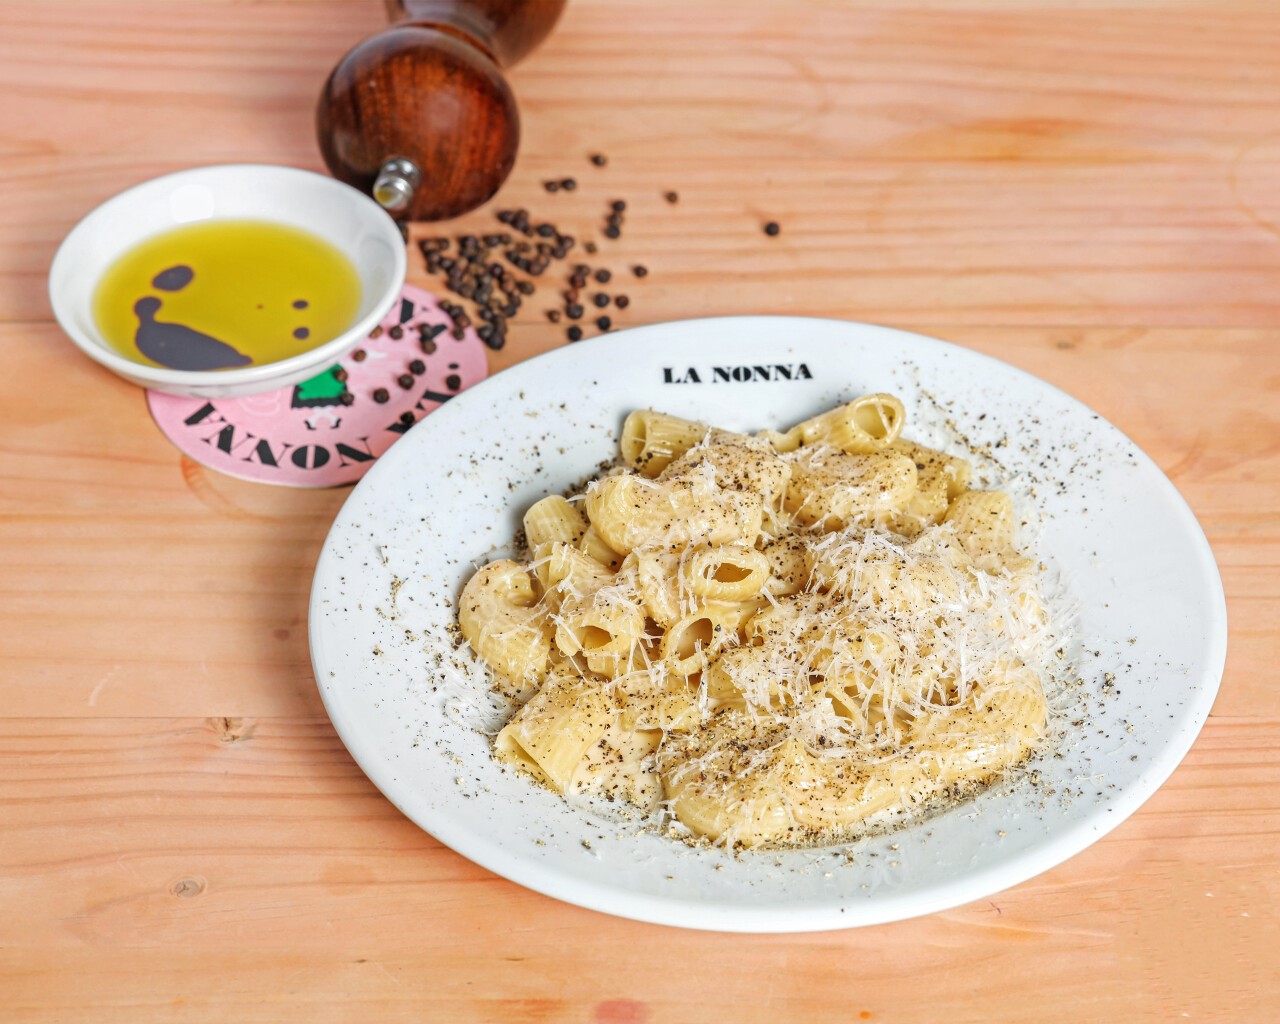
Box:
[2,717,1276,1022]
[1,0,1277,1021]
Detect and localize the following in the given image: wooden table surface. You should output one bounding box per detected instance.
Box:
[3,1,1277,1020]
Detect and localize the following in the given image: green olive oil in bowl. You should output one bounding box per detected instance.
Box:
[92,219,362,372]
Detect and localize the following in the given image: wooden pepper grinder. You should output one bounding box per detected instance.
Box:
[317,0,568,222]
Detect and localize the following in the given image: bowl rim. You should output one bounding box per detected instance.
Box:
[47,163,407,392]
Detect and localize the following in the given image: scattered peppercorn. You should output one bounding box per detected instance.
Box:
[584,241,598,254]
[561,178,577,191]
[590,153,607,166]
[543,180,560,193]
[409,359,426,374]
[340,392,354,406]
[547,309,562,323]
[764,220,781,236]
[397,373,415,389]
[615,295,630,309]
[632,265,648,277]
[664,191,679,203]
[352,348,367,361]
[596,315,612,330]
[399,411,415,425]
[593,292,610,308]
[604,225,620,239]
[594,268,612,284]
[372,387,389,403]
[567,325,583,341]
[333,368,348,382]
[388,325,403,340]
[611,200,626,213]
[566,303,584,319]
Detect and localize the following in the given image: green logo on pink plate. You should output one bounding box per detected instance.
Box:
[147,284,489,487]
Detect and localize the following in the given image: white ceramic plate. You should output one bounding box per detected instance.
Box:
[309,317,1226,932]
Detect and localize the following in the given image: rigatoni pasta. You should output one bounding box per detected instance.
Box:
[456,396,1056,848]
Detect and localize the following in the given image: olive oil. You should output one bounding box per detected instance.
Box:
[93,219,361,372]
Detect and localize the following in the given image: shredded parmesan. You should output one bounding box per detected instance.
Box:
[458,405,1065,849]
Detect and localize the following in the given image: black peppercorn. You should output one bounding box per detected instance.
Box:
[567,325,583,341]
[615,295,630,309]
[763,221,781,236]
[566,303,584,319]
[611,200,626,213]
[604,226,620,239]
[632,265,648,278]
[409,359,425,374]
[594,268,611,284]
[372,387,389,403]
[397,373,415,389]
[593,292,610,308]
[590,153,607,167]
[596,315,612,331]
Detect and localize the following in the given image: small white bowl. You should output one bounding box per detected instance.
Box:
[49,164,407,398]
